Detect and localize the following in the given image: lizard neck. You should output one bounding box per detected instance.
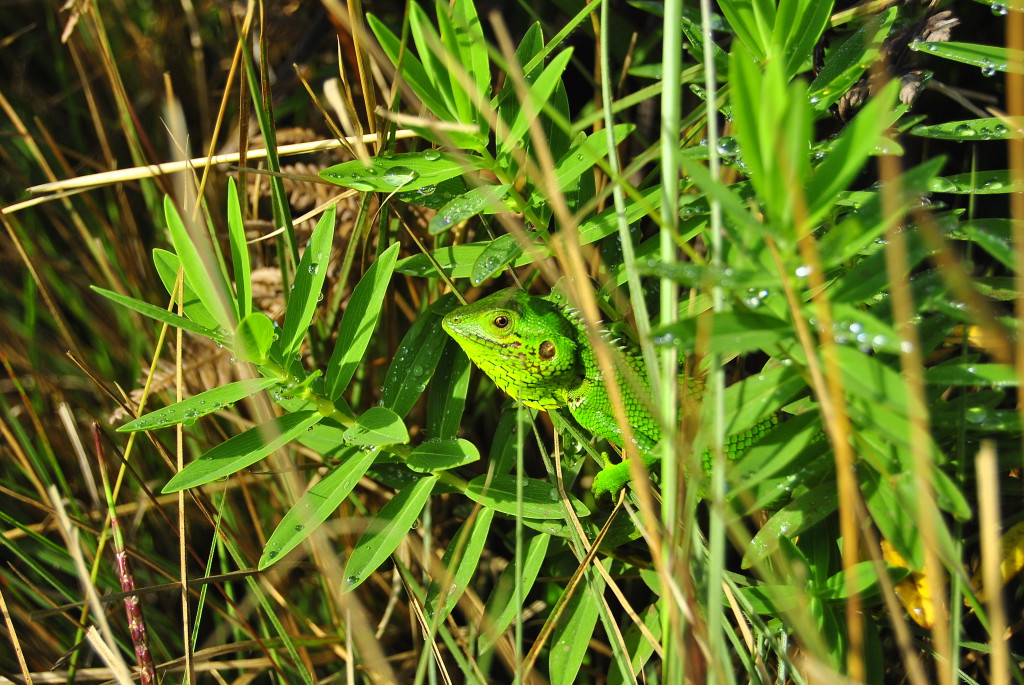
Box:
[560,307,660,452]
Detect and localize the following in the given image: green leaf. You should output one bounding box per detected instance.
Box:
[470,234,523,284]
[396,176,468,209]
[234,312,276,363]
[427,343,471,440]
[728,411,824,507]
[720,363,808,437]
[545,124,633,197]
[776,0,833,78]
[717,0,773,61]
[817,561,906,601]
[496,22,543,136]
[925,363,1018,388]
[382,295,459,417]
[294,420,351,455]
[325,242,400,401]
[320,152,488,193]
[731,48,813,232]
[549,560,606,685]
[929,169,1024,194]
[465,474,590,519]
[409,2,459,121]
[429,184,510,234]
[342,475,438,590]
[911,117,1024,141]
[805,79,900,225]
[279,206,335,357]
[407,439,480,472]
[653,311,793,355]
[808,9,896,110]
[343,407,409,446]
[861,467,923,569]
[118,378,281,432]
[578,184,661,244]
[449,0,490,113]
[226,177,251,319]
[959,219,1016,269]
[478,533,551,653]
[163,195,235,331]
[259,447,381,569]
[497,48,574,160]
[434,0,489,131]
[821,303,902,355]
[367,13,453,122]
[151,249,221,331]
[829,230,931,305]
[424,507,495,624]
[162,411,323,493]
[91,286,222,340]
[742,479,838,568]
[910,41,1024,75]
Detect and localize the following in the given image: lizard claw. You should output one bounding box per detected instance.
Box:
[591,461,632,497]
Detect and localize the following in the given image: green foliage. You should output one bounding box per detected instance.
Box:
[4,0,1023,682]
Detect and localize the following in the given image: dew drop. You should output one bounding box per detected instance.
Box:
[929,177,958,193]
[716,135,740,157]
[383,166,419,187]
[423,148,441,161]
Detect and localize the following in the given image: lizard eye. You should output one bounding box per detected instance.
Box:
[493,315,510,329]
[538,340,556,359]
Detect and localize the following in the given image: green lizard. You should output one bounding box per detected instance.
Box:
[441,287,777,496]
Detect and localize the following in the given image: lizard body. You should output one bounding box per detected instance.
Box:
[441,288,776,495]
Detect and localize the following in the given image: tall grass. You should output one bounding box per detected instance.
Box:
[1,1,1022,683]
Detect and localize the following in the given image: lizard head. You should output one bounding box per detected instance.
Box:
[442,288,582,410]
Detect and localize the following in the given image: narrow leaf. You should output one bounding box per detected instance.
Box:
[259,447,381,569]
[478,533,551,653]
[342,475,438,590]
[325,242,400,400]
[234,312,276,363]
[320,152,487,193]
[429,184,510,235]
[151,249,221,331]
[465,474,589,519]
[91,286,222,340]
[407,439,480,472]
[424,507,495,624]
[381,295,459,417]
[118,378,281,432]
[163,195,235,331]
[742,480,838,568]
[343,407,409,446]
[279,206,335,357]
[226,178,252,319]
[470,234,522,284]
[162,411,323,493]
